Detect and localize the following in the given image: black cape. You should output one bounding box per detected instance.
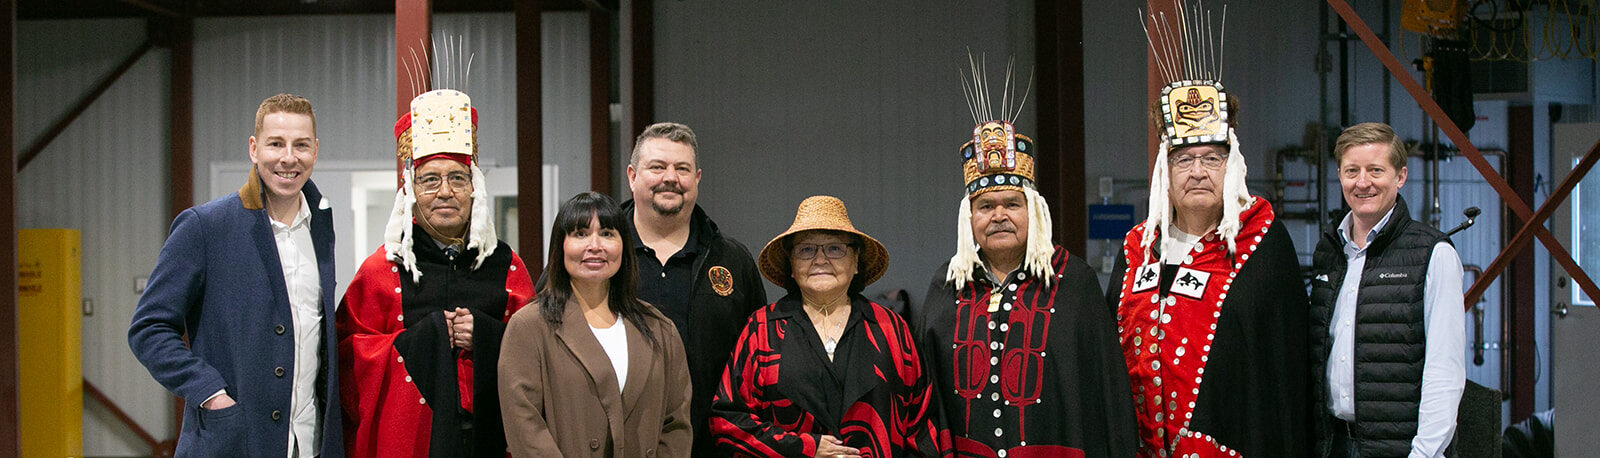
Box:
[913,246,1138,458]
[393,226,516,458]
[1107,220,1314,456]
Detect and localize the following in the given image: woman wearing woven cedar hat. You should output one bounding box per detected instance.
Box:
[1107,3,1312,456]
[709,196,939,458]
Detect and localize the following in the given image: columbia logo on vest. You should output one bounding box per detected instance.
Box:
[1378,272,1409,279]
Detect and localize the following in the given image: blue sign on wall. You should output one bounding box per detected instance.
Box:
[1088,204,1137,239]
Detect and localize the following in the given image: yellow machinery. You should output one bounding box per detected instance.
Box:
[18,229,82,457]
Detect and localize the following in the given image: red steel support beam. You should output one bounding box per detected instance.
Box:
[396,0,432,118]
[169,18,193,235]
[165,17,193,450]
[589,9,612,193]
[627,0,652,142]
[18,39,154,172]
[84,380,158,450]
[0,0,18,454]
[1323,0,1600,306]
[1503,106,1537,419]
[516,0,544,283]
[397,0,432,181]
[1477,140,1600,310]
[1036,0,1087,253]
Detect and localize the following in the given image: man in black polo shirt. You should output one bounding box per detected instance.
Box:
[623,122,766,457]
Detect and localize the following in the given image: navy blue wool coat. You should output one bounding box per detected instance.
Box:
[129,179,343,457]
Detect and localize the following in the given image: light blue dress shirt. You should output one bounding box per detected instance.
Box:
[1327,206,1466,458]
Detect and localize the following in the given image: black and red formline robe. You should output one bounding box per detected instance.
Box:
[710,295,941,458]
[917,245,1141,458]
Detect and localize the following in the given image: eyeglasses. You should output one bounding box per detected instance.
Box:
[1169,153,1228,171]
[792,243,853,260]
[417,172,472,194]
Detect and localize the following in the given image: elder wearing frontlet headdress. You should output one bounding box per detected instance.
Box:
[336,82,537,458]
[1108,3,1314,456]
[908,54,1140,458]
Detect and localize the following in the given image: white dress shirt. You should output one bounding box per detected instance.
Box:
[1326,206,1466,458]
[272,193,323,458]
[590,320,630,392]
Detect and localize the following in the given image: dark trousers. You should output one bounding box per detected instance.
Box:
[1331,419,1362,458]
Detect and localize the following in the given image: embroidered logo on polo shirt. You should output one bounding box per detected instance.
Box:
[1132,264,1159,293]
[709,266,734,296]
[1170,267,1211,299]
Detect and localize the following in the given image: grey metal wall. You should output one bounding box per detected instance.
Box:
[192,12,593,203]
[19,12,590,456]
[193,12,592,299]
[16,18,173,455]
[653,0,1036,302]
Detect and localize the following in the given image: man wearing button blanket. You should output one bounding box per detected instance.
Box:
[336,88,535,458]
[910,59,1138,458]
[1107,5,1312,455]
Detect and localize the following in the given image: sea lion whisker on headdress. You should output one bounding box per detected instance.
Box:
[947,52,1052,289]
[384,36,497,282]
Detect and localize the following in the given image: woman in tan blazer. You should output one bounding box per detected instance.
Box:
[499,191,692,457]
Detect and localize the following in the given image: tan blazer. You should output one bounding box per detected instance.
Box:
[499,299,692,458]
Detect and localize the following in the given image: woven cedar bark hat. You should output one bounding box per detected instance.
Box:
[758,196,889,288]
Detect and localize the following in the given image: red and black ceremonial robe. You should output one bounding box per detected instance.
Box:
[1110,198,1313,457]
[917,245,1140,458]
[710,295,940,458]
[337,230,536,458]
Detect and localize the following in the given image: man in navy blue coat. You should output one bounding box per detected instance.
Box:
[130,94,343,457]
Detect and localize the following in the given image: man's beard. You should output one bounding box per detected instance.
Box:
[651,198,684,215]
[649,184,688,215]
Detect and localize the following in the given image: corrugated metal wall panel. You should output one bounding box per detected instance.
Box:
[194,12,590,208]
[194,12,589,298]
[16,18,173,456]
[14,12,589,456]
[654,0,1034,301]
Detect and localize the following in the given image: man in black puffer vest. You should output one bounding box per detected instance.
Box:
[1311,122,1466,458]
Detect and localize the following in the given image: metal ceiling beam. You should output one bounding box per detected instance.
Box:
[579,0,616,13]
[115,0,183,18]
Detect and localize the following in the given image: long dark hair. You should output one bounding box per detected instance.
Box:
[534,191,659,347]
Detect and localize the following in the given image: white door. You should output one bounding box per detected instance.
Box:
[211,162,561,300]
[1550,122,1600,457]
